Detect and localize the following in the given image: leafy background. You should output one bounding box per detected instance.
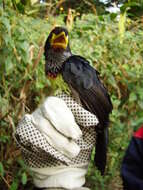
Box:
[0,0,143,189]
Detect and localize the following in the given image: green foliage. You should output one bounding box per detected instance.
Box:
[0,4,143,190]
[10,179,18,190]
[0,6,64,190]
[21,172,27,185]
[70,14,143,189]
[0,162,4,177]
[121,0,143,17]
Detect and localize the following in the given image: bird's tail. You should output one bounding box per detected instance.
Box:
[94,127,108,175]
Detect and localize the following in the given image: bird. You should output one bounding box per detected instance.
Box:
[44,26,113,175]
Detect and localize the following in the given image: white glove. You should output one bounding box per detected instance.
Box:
[41,96,82,140]
[31,97,82,158]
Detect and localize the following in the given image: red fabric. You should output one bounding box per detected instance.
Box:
[134,125,143,139]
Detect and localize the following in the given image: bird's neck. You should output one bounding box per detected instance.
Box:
[47,48,72,66]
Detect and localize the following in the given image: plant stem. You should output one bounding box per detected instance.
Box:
[0,174,10,189]
[2,0,5,9]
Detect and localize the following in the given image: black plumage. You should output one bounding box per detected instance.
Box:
[44,27,113,175]
[62,55,113,175]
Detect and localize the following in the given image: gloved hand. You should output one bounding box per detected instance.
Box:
[30,96,82,158]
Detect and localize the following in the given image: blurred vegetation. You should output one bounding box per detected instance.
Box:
[0,0,143,190]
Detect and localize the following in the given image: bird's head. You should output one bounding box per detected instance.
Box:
[44,27,71,78]
[46,27,69,50]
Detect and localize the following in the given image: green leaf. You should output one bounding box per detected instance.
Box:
[129,92,137,102]
[110,13,118,20]
[138,101,143,109]
[17,158,27,169]
[113,99,120,108]
[15,0,20,3]
[0,162,4,177]
[0,135,10,143]
[118,11,126,44]
[1,17,11,33]
[5,57,13,74]
[16,3,25,14]
[21,172,27,185]
[10,179,18,190]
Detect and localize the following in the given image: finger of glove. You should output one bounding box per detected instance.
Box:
[31,109,80,158]
[41,96,82,140]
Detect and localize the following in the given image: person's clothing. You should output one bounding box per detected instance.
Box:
[14,93,98,189]
[121,125,143,190]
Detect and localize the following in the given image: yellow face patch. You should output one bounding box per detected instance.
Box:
[50,31,68,49]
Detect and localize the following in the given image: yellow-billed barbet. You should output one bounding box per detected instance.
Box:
[44,26,113,175]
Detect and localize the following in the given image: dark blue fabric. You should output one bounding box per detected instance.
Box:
[121,137,143,190]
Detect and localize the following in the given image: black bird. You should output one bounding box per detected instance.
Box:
[44,26,113,175]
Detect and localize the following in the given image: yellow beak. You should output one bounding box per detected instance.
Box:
[50,31,68,49]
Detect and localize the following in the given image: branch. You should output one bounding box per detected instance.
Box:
[0,42,44,121]
[32,44,44,71]
[2,0,5,9]
[0,174,10,189]
[51,0,66,15]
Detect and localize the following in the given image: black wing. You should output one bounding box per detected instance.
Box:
[62,55,112,125]
[62,55,113,174]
